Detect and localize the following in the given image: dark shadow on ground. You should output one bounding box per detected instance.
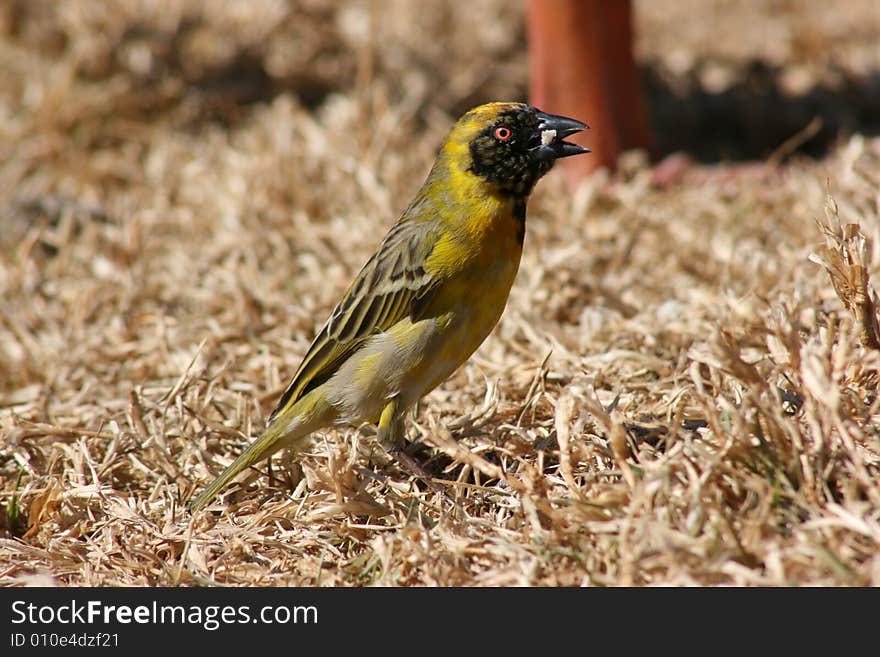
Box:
[164,53,880,165]
[643,61,880,162]
[178,54,880,164]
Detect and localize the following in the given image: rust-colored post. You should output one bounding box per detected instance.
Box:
[528,0,653,182]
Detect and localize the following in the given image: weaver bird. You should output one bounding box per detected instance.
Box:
[189,102,588,512]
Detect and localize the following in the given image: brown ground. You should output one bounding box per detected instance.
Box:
[2,0,880,586]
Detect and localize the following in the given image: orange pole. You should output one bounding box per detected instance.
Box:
[528,0,652,181]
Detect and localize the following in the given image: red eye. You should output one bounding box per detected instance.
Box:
[494,126,512,141]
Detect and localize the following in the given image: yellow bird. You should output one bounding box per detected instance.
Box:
[189,102,588,511]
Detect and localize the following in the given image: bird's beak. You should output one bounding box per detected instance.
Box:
[530,110,590,161]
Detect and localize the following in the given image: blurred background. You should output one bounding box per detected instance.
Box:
[2,0,879,171]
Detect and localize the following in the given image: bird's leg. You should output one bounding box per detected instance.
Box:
[376,399,447,494]
[376,399,402,451]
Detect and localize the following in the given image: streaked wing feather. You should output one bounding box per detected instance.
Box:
[268,219,438,421]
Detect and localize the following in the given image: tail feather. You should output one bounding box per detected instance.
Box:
[188,389,332,512]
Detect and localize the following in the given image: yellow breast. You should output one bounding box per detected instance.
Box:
[414,192,524,393]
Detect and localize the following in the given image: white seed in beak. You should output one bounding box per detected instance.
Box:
[540,129,557,147]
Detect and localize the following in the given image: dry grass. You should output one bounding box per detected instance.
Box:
[2,0,880,586]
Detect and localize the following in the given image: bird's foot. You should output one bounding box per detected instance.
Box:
[389,445,450,495]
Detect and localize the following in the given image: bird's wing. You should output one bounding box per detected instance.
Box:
[268,218,440,420]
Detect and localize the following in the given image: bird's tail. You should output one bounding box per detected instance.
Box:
[188,389,333,512]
